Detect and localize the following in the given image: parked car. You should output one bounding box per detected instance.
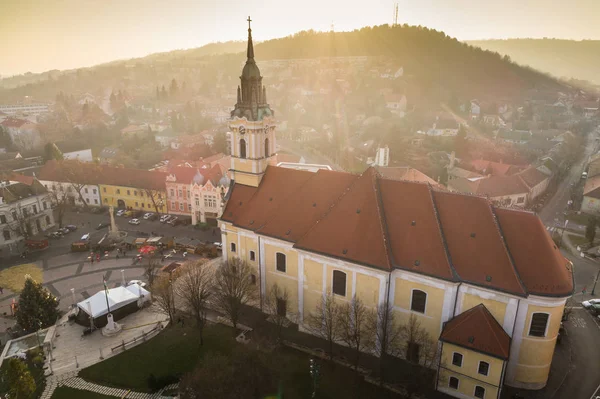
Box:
[96,222,110,230]
[160,215,172,223]
[582,299,600,309]
[129,218,141,225]
[58,227,71,234]
[116,209,126,217]
[46,232,63,239]
[590,303,600,315]
[143,212,155,220]
[127,280,147,288]
[214,242,223,249]
[65,225,78,231]
[81,233,90,241]
[167,216,179,225]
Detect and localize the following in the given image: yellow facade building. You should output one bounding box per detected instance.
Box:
[95,167,167,213]
[219,20,573,399]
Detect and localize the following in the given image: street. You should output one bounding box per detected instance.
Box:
[0,209,222,271]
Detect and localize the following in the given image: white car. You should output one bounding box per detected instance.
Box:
[143,212,154,220]
[582,299,600,309]
[116,209,126,216]
[127,280,147,288]
[160,214,172,223]
[81,233,90,241]
[128,218,141,225]
[214,242,223,249]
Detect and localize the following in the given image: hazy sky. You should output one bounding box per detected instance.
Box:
[2,0,599,77]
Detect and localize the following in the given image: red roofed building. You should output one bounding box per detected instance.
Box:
[165,164,230,224]
[0,117,41,150]
[438,304,511,398]
[218,20,572,398]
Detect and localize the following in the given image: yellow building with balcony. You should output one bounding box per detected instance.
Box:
[218,19,573,399]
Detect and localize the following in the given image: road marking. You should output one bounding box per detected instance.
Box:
[589,382,600,399]
[571,314,587,328]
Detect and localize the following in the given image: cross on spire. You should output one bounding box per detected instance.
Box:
[247,16,252,30]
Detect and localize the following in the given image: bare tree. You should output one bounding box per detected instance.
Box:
[264,283,293,342]
[398,314,439,396]
[48,189,69,227]
[143,254,161,288]
[144,189,166,215]
[212,258,258,335]
[337,295,374,371]
[308,291,340,359]
[4,204,32,239]
[152,274,177,324]
[176,260,214,345]
[368,298,402,384]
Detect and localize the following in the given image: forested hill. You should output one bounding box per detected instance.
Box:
[1,25,567,103]
[248,25,565,99]
[468,39,600,85]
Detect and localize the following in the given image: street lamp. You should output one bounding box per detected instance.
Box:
[309,358,321,398]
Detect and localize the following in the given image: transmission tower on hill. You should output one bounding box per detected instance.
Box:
[393,2,398,26]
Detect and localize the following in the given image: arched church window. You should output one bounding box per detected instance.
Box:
[240,139,247,159]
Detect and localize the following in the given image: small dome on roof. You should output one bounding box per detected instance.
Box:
[219,175,231,187]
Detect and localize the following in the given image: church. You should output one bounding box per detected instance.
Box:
[219,19,573,399]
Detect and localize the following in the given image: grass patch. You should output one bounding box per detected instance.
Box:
[565,211,593,226]
[567,234,589,248]
[79,324,232,392]
[80,323,400,398]
[51,386,115,399]
[0,263,43,292]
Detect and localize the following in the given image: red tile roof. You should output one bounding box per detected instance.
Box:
[295,168,392,270]
[518,167,548,189]
[379,179,454,279]
[0,118,28,128]
[222,166,573,297]
[584,175,600,199]
[434,191,526,295]
[38,160,167,191]
[440,304,511,359]
[449,175,529,198]
[471,160,523,176]
[495,208,573,296]
[9,173,34,185]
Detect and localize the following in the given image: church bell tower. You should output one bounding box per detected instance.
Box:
[229,17,276,188]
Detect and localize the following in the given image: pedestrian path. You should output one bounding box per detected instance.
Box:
[41,372,178,399]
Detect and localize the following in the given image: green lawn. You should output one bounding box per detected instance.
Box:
[79,324,232,392]
[79,323,400,398]
[567,233,589,248]
[51,386,115,399]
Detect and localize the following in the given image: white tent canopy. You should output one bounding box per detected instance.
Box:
[77,285,151,319]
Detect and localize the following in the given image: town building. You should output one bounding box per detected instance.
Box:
[164,165,229,225]
[219,21,573,399]
[97,168,167,213]
[0,178,54,257]
[0,102,49,116]
[581,175,600,216]
[37,160,102,207]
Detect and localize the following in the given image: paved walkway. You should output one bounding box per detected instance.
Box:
[41,371,178,399]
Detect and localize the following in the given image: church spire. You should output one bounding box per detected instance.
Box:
[246,16,254,61]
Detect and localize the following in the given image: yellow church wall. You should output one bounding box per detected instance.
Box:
[438,368,500,399]
[441,343,504,387]
[514,303,564,385]
[264,243,298,278]
[461,293,507,326]
[232,158,254,173]
[393,277,446,339]
[354,273,381,308]
[302,259,324,323]
[234,172,262,187]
